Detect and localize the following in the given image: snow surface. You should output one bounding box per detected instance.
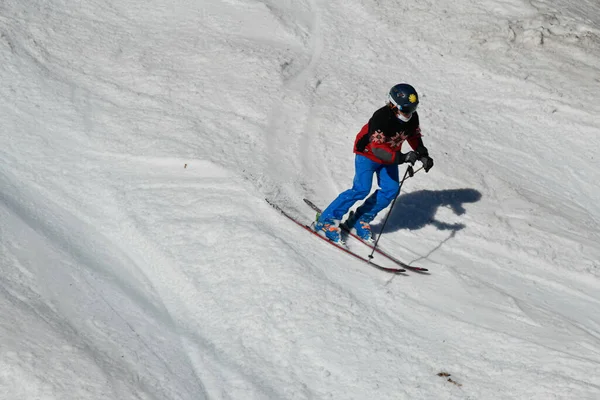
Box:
[1,0,600,399]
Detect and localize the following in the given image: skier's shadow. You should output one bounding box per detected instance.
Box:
[371,188,482,233]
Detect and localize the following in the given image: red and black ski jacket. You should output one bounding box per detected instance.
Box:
[354,105,428,164]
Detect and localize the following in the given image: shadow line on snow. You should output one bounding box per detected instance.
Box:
[371,188,482,234]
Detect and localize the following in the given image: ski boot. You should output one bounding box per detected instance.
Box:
[344,211,373,242]
[313,217,343,244]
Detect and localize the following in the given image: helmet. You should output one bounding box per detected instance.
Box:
[388,83,419,114]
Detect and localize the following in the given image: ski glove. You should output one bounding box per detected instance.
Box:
[420,156,434,172]
[398,151,418,165]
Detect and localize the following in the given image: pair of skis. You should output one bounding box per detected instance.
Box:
[267,198,428,274]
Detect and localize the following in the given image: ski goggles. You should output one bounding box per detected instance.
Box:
[388,94,418,115]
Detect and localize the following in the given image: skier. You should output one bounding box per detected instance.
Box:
[314,83,434,243]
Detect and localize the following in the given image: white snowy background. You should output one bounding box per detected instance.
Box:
[1,0,600,399]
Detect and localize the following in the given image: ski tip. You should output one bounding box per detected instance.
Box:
[407,267,430,273]
[367,261,406,274]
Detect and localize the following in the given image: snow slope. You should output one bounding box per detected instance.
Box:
[1,0,600,399]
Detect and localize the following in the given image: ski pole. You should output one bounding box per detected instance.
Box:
[368,164,421,260]
[407,165,423,178]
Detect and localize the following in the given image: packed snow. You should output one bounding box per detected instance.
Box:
[1,0,600,399]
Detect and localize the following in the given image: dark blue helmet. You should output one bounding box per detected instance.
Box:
[388,83,419,114]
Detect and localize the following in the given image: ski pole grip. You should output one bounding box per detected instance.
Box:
[408,165,424,179]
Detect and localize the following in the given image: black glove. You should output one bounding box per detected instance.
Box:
[420,156,434,172]
[399,151,418,165]
[416,145,429,157]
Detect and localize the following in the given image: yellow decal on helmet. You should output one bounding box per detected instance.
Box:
[409,94,417,103]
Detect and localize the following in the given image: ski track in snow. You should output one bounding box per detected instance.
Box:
[1,0,600,399]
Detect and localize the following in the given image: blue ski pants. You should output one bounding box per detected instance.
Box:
[319,155,400,223]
